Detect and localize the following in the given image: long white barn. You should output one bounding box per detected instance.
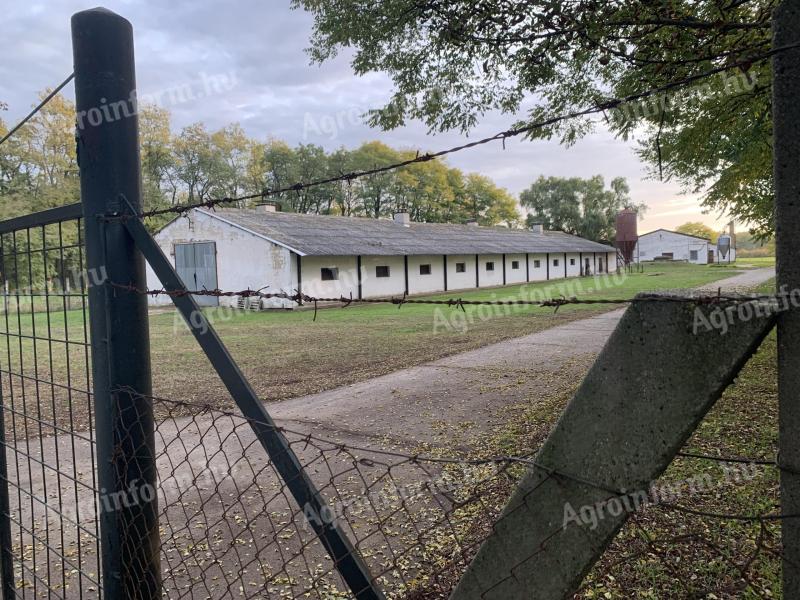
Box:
[146,207,618,309]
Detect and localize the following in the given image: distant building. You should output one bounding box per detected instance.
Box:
[635,228,736,264]
[146,207,618,309]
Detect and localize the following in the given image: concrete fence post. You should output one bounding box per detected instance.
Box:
[773,2,800,595]
[72,8,160,598]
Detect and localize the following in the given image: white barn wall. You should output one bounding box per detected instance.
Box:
[407,255,445,295]
[301,255,359,299]
[577,252,591,275]
[636,230,710,264]
[145,211,295,308]
[549,253,567,279]
[446,255,478,291]
[575,251,614,275]
[566,253,581,277]
[528,253,548,281]
[478,254,504,287]
[504,254,527,284]
[606,251,618,273]
[361,255,406,297]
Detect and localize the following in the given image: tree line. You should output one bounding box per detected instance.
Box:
[520,176,644,242]
[0,91,521,231]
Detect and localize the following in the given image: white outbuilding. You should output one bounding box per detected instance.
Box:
[635,229,725,265]
[145,207,618,309]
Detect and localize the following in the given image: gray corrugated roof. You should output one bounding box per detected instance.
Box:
[198,208,615,256]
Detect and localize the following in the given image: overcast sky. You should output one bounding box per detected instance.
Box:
[2,0,735,234]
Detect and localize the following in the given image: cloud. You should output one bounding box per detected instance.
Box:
[0,0,728,230]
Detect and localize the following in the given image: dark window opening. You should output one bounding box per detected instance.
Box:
[570,258,576,266]
[534,260,541,268]
[419,264,432,275]
[376,265,391,278]
[321,267,339,281]
[486,262,495,271]
[511,260,520,270]
[553,259,560,267]
[455,262,467,273]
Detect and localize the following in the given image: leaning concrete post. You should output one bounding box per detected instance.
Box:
[773,2,800,595]
[451,293,776,599]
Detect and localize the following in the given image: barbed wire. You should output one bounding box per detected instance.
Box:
[101,43,800,223]
[0,73,74,147]
[109,281,780,317]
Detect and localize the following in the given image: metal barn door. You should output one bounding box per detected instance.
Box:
[175,242,220,306]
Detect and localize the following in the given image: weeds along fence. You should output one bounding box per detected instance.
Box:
[0,4,799,600]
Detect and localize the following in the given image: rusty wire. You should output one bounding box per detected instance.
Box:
[109,282,780,310]
[0,73,75,148]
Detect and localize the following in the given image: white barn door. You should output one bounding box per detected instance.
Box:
[175,242,219,306]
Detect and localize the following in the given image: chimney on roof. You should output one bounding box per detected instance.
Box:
[466,220,480,227]
[530,222,544,234]
[256,202,279,213]
[394,212,411,227]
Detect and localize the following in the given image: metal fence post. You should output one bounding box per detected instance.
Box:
[0,387,14,600]
[71,8,160,599]
[773,2,800,596]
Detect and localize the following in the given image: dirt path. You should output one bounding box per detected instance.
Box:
[9,267,776,598]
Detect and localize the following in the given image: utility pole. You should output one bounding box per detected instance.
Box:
[773,2,800,596]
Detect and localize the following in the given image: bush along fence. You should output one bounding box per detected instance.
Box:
[0,4,798,599]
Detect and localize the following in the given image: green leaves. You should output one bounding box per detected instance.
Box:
[520,175,643,241]
[294,0,776,235]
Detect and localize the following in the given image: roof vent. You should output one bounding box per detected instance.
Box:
[394,212,411,227]
[466,220,480,227]
[530,223,544,234]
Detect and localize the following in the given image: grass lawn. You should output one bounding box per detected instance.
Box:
[733,256,776,268]
[148,262,740,406]
[1,262,741,431]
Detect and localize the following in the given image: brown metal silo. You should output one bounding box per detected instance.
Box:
[615,208,639,265]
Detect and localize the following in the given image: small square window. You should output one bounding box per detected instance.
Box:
[570,258,576,266]
[321,267,339,281]
[486,262,495,271]
[511,260,520,270]
[553,259,560,267]
[376,265,390,278]
[455,262,466,273]
[419,264,432,275]
[690,250,699,261]
[533,260,541,268]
